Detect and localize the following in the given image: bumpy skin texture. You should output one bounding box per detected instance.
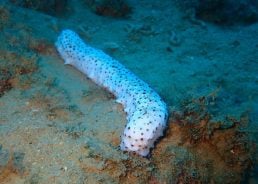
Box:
[55,30,168,156]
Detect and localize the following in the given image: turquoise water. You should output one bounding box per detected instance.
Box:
[0,0,257,183]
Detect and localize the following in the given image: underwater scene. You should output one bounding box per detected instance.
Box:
[0,0,257,183]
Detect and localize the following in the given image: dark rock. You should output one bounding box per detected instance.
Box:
[0,69,12,97]
[195,0,258,25]
[85,0,131,18]
[178,0,258,25]
[9,0,68,17]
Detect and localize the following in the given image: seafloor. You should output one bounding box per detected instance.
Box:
[0,0,257,183]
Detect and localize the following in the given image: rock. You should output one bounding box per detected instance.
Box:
[84,0,131,18]
[178,0,258,25]
[9,0,68,17]
[195,0,258,25]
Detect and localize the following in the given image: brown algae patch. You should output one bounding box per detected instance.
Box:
[150,98,255,183]
[78,137,153,183]
[0,146,27,184]
[0,50,38,96]
[0,69,12,97]
[28,38,56,56]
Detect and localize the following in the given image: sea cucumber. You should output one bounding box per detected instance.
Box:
[55,29,168,156]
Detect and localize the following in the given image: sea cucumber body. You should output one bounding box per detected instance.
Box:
[55,30,168,156]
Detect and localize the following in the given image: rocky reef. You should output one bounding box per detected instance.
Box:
[178,0,258,25]
[84,0,131,18]
[9,0,68,17]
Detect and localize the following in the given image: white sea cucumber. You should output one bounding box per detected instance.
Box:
[55,29,168,156]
